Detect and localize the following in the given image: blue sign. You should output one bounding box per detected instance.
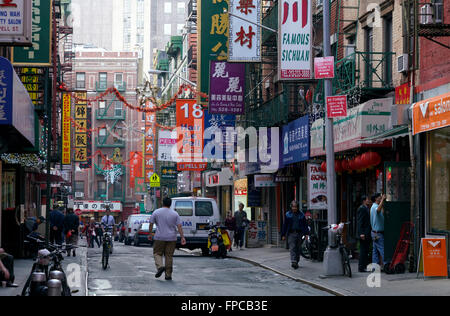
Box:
[203,110,236,160]
[0,57,13,125]
[282,115,310,165]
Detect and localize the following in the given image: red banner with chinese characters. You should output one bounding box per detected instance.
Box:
[129,152,142,189]
[62,93,71,165]
[176,99,206,171]
[145,105,156,183]
[395,83,411,105]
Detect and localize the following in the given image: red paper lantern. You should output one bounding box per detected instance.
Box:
[321,162,327,173]
[354,155,363,171]
[367,152,382,167]
[341,159,351,172]
[349,158,358,171]
[335,160,343,173]
[361,152,371,169]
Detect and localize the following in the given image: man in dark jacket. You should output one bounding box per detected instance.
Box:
[281,201,309,270]
[64,209,79,257]
[49,207,65,245]
[357,195,372,272]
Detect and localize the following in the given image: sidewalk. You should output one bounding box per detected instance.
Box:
[227,246,450,296]
[0,238,88,297]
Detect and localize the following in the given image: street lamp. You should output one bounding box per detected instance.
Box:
[148,69,197,87]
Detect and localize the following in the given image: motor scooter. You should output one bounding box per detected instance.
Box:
[207,223,230,259]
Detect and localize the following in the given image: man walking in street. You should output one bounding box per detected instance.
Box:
[234,203,249,250]
[148,197,186,281]
[281,201,309,270]
[64,208,80,257]
[357,195,372,273]
[49,207,65,245]
[370,193,386,270]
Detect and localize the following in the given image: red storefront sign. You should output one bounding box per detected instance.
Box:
[395,83,411,105]
[327,95,348,118]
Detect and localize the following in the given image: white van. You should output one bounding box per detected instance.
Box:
[171,197,221,255]
[124,214,152,245]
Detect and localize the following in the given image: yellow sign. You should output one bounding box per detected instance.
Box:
[62,93,71,165]
[150,173,161,188]
[74,92,88,162]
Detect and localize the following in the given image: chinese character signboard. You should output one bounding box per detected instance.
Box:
[61,93,71,165]
[74,92,88,163]
[278,0,312,80]
[158,129,178,162]
[176,99,206,171]
[79,107,92,169]
[314,56,335,79]
[0,0,32,45]
[209,61,245,115]
[0,57,13,125]
[204,110,236,161]
[16,67,44,107]
[247,221,268,248]
[282,115,310,165]
[395,83,411,105]
[198,0,229,104]
[308,163,327,210]
[129,152,142,189]
[421,237,448,278]
[161,166,178,180]
[327,95,347,118]
[11,0,52,66]
[228,0,261,62]
[412,92,450,135]
[145,103,156,183]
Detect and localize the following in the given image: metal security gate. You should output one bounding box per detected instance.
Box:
[269,188,280,246]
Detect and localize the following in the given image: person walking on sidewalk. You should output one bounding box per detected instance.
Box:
[225,211,236,252]
[234,203,249,250]
[148,197,186,281]
[49,207,65,245]
[64,208,80,257]
[370,193,386,270]
[357,195,372,273]
[281,201,309,270]
[0,248,18,288]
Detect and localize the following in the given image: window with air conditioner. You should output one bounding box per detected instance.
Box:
[420,4,433,24]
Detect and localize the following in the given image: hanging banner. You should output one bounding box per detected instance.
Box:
[61,93,71,165]
[209,61,245,115]
[129,152,142,189]
[11,0,52,66]
[228,0,261,62]
[0,0,32,45]
[278,0,312,80]
[198,0,229,104]
[176,99,206,171]
[74,92,88,163]
[308,163,327,210]
[158,129,178,162]
[145,102,156,183]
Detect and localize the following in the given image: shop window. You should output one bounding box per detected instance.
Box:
[174,201,193,216]
[429,127,450,234]
[195,201,213,216]
[76,73,85,89]
[2,171,16,210]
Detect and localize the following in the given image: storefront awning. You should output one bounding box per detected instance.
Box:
[412,92,450,135]
[359,125,410,144]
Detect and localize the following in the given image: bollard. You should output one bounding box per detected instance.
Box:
[47,279,62,296]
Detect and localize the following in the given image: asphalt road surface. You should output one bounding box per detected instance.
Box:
[87,241,332,296]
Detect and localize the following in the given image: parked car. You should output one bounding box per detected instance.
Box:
[133,223,156,247]
[171,197,221,256]
[124,214,152,245]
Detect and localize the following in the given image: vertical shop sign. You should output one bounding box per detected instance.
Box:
[61,93,71,165]
[74,92,87,163]
[278,0,312,80]
[308,163,327,210]
[144,103,156,183]
[11,0,52,66]
[228,0,261,62]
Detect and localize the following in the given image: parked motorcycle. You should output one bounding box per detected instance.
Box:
[207,223,230,259]
[22,235,78,296]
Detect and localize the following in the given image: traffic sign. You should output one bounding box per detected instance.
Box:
[150,173,161,188]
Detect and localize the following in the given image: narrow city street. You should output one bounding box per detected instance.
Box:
[86,242,332,297]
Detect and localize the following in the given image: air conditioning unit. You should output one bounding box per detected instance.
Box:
[75,192,84,198]
[397,54,409,73]
[420,4,433,24]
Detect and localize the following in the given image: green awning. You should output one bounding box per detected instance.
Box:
[359,125,410,143]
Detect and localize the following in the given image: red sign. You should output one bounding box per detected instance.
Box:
[327,95,348,118]
[422,237,448,277]
[395,83,411,105]
[176,99,205,171]
[129,152,142,189]
[145,102,156,183]
[314,57,335,79]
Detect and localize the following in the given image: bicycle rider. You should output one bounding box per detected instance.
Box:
[101,205,116,247]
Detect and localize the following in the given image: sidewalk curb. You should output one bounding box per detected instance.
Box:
[229,255,347,297]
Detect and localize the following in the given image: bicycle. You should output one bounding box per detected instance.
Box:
[323,222,352,278]
[22,235,78,296]
[300,217,320,261]
[101,224,114,270]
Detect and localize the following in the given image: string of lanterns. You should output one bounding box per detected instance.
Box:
[321,152,382,174]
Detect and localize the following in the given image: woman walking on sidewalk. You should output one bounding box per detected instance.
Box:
[225,211,236,252]
[281,201,309,270]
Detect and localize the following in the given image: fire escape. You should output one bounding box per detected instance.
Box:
[414,0,450,49]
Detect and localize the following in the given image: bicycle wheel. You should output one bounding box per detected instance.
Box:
[300,237,312,260]
[341,247,352,278]
[102,244,109,270]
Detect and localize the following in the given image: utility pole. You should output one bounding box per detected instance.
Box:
[322,0,342,276]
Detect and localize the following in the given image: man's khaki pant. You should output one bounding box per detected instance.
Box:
[153,240,177,277]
